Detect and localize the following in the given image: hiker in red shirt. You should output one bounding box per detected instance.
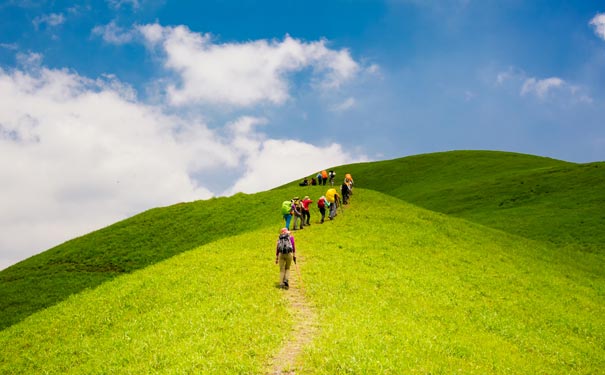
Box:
[301,196,313,226]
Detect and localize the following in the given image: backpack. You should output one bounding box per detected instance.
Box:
[277,234,293,254]
[281,200,292,215]
[317,197,325,208]
[292,198,303,215]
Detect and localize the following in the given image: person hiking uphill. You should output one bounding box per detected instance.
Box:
[326,188,340,220]
[302,196,313,226]
[291,197,304,230]
[341,181,351,205]
[317,195,328,223]
[281,199,293,230]
[275,228,296,289]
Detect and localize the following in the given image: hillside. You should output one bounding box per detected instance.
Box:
[327,150,605,251]
[1,189,603,373]
[1,149,603,336]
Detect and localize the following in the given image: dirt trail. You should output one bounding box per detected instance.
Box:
[266,256,319,375]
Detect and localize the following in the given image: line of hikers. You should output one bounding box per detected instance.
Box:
[276,173,354,289]
[298,169,337,187]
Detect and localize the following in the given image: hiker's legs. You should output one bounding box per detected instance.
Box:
[319,207,325,223]
[279,253,293,285]
[304,210,310,225]
[284,214,292,230]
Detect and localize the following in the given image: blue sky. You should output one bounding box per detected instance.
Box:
[1,0,604,269]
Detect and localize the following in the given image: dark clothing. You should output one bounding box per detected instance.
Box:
[341,182,350,204]
[319,207,326,223]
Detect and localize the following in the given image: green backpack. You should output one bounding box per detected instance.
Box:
[281,200,292,215]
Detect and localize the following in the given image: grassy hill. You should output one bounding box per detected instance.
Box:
[1,150,604,373]
[331,150,605,251]
[1,189,603,373]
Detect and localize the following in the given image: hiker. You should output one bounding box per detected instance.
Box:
[316,172,323,186]
[299,177,309,186]
[311,177,317,186]
[329,170,336,186]
[326,188,339,220]
[291,197,304,230]
[281,200,293,229]
[341,181,351,205]
[344,173,354,194]
[321,170,328,185]
[317,195,328,223]
[275,228,296,289]
[302,195,313,226]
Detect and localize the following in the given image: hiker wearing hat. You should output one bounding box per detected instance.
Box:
[275,228,296,289]
[291,197,304,230]
[302,196,313,226]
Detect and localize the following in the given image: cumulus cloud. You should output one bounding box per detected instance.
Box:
[331,97,356,112]
[496,68,593,103]
[0,63,365,269]
[521,77,565,98]
[92,21,136,44]
[0,66,218,268]
[107,0,140,10]
[590,13,605,41]
[137,24,360,107]
[32,13,65,30]
[0,23,369,269]
[225,138,366,195]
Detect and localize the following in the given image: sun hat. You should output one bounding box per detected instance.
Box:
[304,196,309,200]
[280,228,290,234]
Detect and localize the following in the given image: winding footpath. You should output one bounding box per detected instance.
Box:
[266,254,319,375]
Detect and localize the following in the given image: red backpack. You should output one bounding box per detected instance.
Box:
[317,197,325,208]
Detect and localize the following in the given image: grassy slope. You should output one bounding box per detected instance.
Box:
[337,150,605,251]
[0,189,302,330]
[1,150,603,332]
[0,189,603,374]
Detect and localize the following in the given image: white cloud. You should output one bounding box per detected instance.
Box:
[16,51,43,69]
[137,24,360,107]
[495,68,593,103]
[225,138,367,196]
[332,97,356,112]
[521,77,565,98]
[0,43,18,51]
[0,23,369,269]
[589,13,605,41]
[0,62,366,269]
[107,0,140,10]
[32,13,65,30]
[92,21,136,44]
[0,67,211,269]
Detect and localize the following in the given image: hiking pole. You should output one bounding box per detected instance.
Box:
[293,255,305,292]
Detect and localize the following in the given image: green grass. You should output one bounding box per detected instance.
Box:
[1,150,604,373]
[1,189,603,374]
[0,189,301,330]
[0,230,291,374]
[332,150,605,251]
[297,190,605,373]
